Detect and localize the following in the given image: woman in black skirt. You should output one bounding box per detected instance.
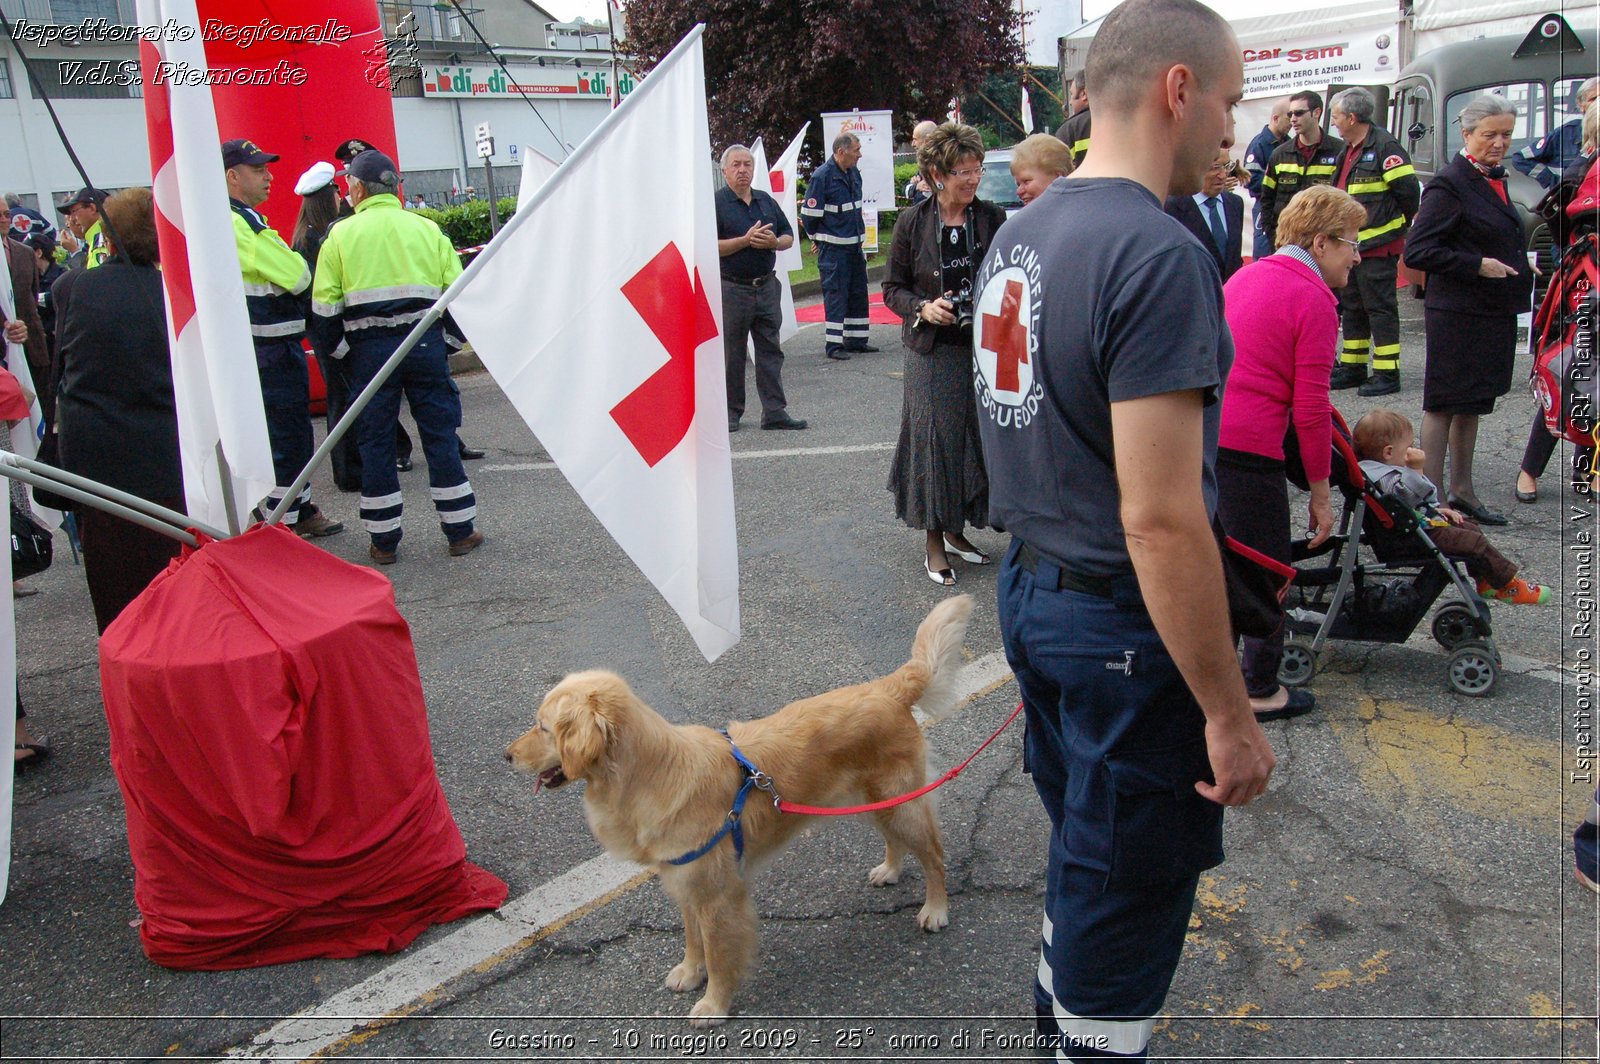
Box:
[1402,93,1536,526]
[882,123,1006,586]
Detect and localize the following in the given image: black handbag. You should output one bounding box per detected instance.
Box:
[11,502,52,578]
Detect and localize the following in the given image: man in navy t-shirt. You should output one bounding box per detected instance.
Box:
[973,0,1275,1057]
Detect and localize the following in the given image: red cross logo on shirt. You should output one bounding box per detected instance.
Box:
[980,279,1028,394]
[611,242,719,468]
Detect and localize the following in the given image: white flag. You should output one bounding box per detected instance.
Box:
[748,137,799,346]
[768,123,808,276]
[450,29,739,662]
[1021,82,1035,135]
[0,264,55,528]
[516,145,562,207]
[0,503,13,903]
[138,0,275,531]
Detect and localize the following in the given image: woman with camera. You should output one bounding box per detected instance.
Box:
[883,122,1007,586]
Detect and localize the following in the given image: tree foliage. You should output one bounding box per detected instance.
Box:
[623,0,1023,162]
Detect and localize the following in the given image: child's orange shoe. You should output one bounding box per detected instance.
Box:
[1476,577,1551,605]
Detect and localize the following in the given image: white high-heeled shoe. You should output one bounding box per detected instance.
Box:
[925,554,957,587]
[943,535,990,565]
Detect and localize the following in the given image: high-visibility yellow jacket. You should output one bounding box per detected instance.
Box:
[230,200,311,342]
[309,193,462,358]
[83,218,110,269]
[1332,125,1421,253]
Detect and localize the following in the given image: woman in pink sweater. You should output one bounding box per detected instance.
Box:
[1217,185,1364,721]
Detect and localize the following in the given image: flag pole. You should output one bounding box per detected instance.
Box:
[268,24,709,525]
[3,453,226,539]
[0,456,206,546]
[214,442,241,536]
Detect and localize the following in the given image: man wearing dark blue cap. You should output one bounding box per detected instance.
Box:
[309,148,482,563]
[225,136,344,538]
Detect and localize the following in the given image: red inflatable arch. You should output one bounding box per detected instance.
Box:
[199,0,399,237]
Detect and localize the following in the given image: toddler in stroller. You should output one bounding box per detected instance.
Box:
[1353,409,1550,606]
[1281,407,1542,696]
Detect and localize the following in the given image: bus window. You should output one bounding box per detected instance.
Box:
[1392,81,1436,170]
[1443,83,1547,156]
[1556,76,1593,126]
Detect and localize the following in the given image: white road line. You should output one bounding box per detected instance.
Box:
[228,649,1018,1062]
[483,441,895,473]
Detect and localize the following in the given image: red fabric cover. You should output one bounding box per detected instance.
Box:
[0,366,31,420]
[98,523,506,970]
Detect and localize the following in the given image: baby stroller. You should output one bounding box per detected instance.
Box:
[1278,409,1502,696]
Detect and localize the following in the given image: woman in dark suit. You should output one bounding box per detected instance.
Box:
[882,122,1006,586]
[53,187,185,633]
[1402,94,1535,526]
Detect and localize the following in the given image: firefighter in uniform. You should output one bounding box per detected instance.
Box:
[224,139,343,537]
[800,133,876,360]
[1327,87,1422,396]
[1055,96,1092,169]
[1257,89,1344,247]
[310,149,483,564]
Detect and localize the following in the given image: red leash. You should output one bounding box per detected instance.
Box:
[774,701,1025,817]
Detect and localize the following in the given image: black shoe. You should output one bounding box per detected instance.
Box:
[1357,371,1400,397]
[825,350,852,361]
[396,456,414,472]
[1328,364,1368,390]
[458,443,486,460]
[1449,495,1510,526]
[728,417,741,432]
[1254,687,1315,722]
[761,414,807,430]
[849,344,881,353]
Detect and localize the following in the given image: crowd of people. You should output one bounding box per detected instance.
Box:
[0,134,497,769]
[2,3,1593,1046]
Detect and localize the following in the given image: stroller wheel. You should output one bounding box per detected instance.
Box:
[1278,639,1317,688]
[1431,603,1484,650]
[1447,641,1499,697]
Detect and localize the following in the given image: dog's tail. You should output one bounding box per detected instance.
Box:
[905,594,974,724]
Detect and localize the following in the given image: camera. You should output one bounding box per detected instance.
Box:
[945,286,975,332]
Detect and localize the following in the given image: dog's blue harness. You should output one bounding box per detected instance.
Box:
[666,732,777,866]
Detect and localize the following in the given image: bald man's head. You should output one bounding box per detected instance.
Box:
[912,120,939,148]
[1085,0,1238,116]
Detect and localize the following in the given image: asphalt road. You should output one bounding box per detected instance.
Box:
[1,291,1596,1063]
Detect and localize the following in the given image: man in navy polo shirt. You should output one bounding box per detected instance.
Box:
[974,0,1275,1056]
[716,144,805,431]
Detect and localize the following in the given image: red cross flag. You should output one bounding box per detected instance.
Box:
[138,0,275,530]
[748,137,798,345]
[449,27,738,662]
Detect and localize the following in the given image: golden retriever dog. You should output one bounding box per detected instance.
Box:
[505,594,974,1026]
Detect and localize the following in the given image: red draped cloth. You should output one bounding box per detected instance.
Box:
[99,523,506,969]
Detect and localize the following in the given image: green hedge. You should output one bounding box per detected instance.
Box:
[417,198,518,248]
[417,196,899,252]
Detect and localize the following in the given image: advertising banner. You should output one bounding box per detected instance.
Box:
[822,108,894,251]
[1241,26,1400,100]
[423,64,636,101]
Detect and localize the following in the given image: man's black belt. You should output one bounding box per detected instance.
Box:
[722,272,775,287]
[1016,542,1118,598]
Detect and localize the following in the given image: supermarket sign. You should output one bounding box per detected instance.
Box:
[423,64,635,100]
